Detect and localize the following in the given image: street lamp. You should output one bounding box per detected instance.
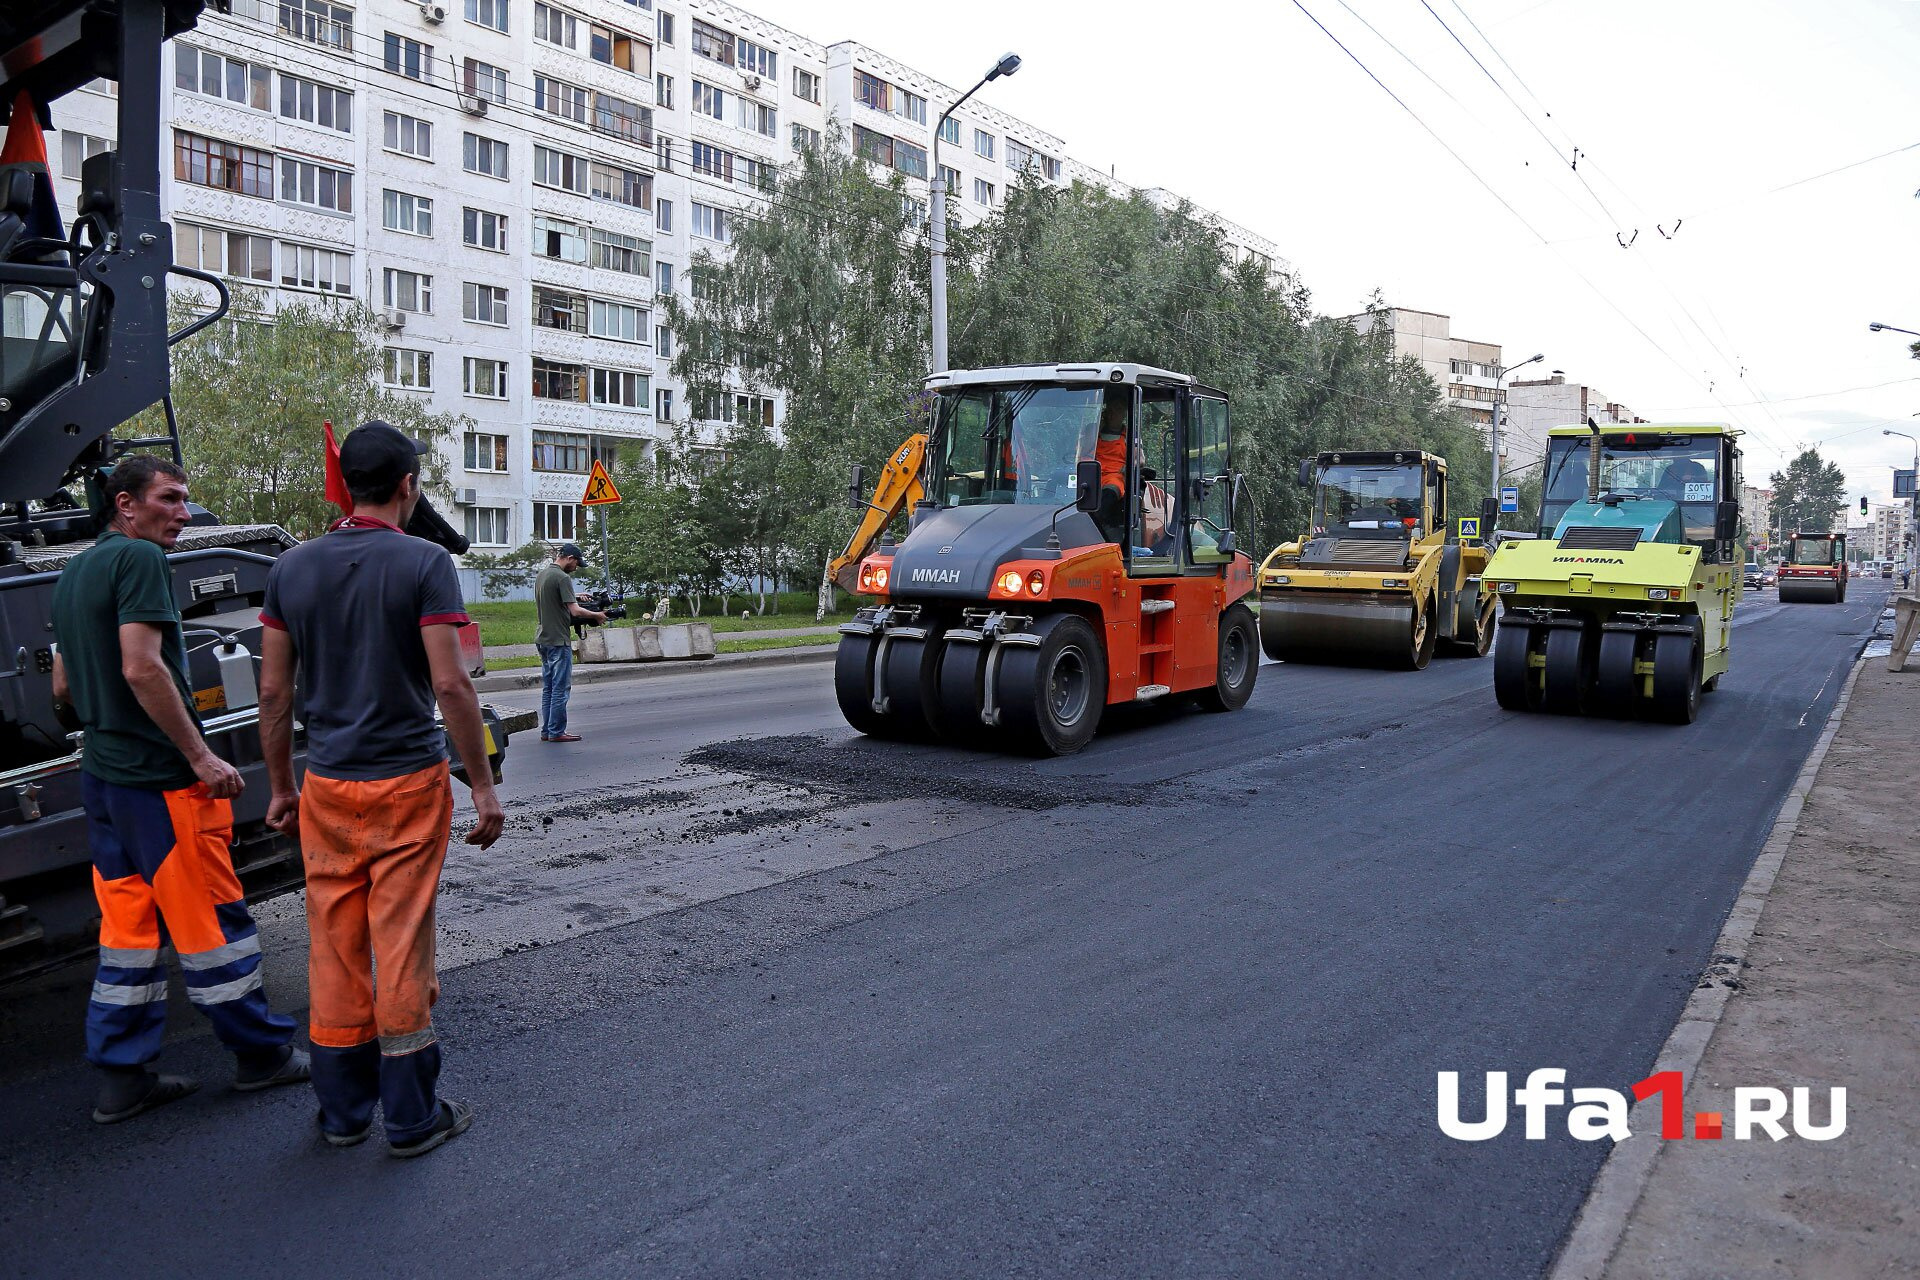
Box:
[1884,427,1919,577]
[930,52,1020,374]
[1868,322,1920,337]
[1490,352,1544,521]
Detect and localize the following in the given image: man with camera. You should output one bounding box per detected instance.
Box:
[534,543,608,743]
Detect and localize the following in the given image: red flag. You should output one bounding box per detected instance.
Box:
[323,420,353,515]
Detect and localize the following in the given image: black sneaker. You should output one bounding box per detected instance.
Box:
[92,1071,199,1125]
[235,1046,312,1093]
[388,1098,474,1159]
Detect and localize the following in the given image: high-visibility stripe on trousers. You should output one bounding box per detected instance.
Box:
[81,774,296,1069]
[300,760,454,1143]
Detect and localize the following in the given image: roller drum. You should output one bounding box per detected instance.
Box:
[1777,576,1840,604]
[1258,590,1417,666]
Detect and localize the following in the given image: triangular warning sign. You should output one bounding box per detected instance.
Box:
[581,459,621,505]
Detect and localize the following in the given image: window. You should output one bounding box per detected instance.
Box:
[893,139,927,180]
[278,0,353,51]
[463,356,508,397]
[173,131,273,197]
[591,367,649,409]
[691,18,733,64]
[535,73,590,123]
[852,125,892,167]
[382,189,433,236]
[974,128,994,159]
[691,80,725,121]
[533,428,590,467]
[384,33,434,81]
[590,227,650,276]
[534,502,587,542]
[464,432,509,471]
[590,22,645,74]
[1007,139,1034,172]
[973,177,995,206]
[658,136,674,172]
[176,46,270,110]
[655,388,673,421]
[463,282,508,325]
[282,242,351,294]
[384,111,432,158]
[534,1,575,46]
[657,11,674,44]
[690,202,731,244]
[792,123,820,153]
[691,140,732,181]
[937,165,960,195]
[590,161,650,209]
[465,0,508,33]
[794,67,819,103]
[464,133,509,179]
[60,132,111,181]
[893,90,926,126]
[280,156,353,213]
[533,286,586,333]
[737,97,776,138]
[687,265,714,301]
[176,222,273,282]
[464,507,510,546]
[654,324,671,357]
[656,73,674,109]
[734,394,775,429]
[940,116,959,145]
[464,208,508,251]
[279,73,351,131]
[533,362,589,404]
[736,36,775,78]
[384,268,432,312]
[654,198,673,233]
[384,348,433,389]
[655,260,673,293]
[534,145,586,193]
[589,298,644,342]
[594,92,652,145]
[855,71,888,113]
[533,215,587,263]
[464,59,508,105]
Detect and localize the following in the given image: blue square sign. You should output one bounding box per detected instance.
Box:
[1499,486,1519,513]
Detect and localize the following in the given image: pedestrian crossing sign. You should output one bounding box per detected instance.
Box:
[1457,516,1481,539]
[581,459,621,505]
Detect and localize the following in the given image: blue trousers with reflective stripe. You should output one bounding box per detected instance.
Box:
[82,772,295,1069]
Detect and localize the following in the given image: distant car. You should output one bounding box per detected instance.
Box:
[1762,568,1778,587]
[1743,563,1763,590]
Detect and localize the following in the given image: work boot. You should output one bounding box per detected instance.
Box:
[388,1098,474,1159]
[234,1045,312,1093]
[92,1067,199,1125]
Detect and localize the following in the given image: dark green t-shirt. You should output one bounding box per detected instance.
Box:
[50,529,198,789]
[534,562,576,648]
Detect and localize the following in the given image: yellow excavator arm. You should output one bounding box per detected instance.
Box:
[830,433,927,594]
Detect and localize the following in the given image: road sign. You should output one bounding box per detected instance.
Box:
[1499,486,1519,513]
[1457,516,1481,540]
[581,459,621,505]
[1895,469,1916,500]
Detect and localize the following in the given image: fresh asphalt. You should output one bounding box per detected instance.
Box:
[0,582,1891,1279]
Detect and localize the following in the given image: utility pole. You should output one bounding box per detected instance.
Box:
[931,53,1020,374]
[1490,353,1543,525]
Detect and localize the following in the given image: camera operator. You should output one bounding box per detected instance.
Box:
[534,543,607,743]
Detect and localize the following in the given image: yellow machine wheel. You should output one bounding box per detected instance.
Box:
[1594,630,1642,718]
[1540,626,1594,716]
[1651,628,1702,725]
[1492,621,1541,712]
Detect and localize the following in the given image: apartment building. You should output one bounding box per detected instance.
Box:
[1503,375,1646,470]
[1865,503,1906,563]
[1740,484,1774,554]
[1343,308,1504,434]
[45,0,1286,558]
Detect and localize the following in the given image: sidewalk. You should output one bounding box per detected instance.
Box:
[483,623,837,661]
[1587,644,1920,1276]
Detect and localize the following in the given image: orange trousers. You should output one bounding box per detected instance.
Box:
[300,760,453,1053]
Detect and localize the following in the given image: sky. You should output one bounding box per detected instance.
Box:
[749,0,1920,512]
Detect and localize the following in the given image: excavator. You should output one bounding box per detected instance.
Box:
[829,433,926,594]
[833,363,1258,755]
[0,0,518,983]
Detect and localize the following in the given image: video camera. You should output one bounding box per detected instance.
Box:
[572,589,628,633]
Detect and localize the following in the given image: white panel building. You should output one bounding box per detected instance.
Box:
[45,0,1287,560]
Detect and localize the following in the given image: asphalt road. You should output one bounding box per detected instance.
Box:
[0,582,1891,1279]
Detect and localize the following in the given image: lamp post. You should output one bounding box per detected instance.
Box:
[1885,427,1919,578]
[930,52,1020,375]
[1867,321,1920,338]
[1490,352,1543,524]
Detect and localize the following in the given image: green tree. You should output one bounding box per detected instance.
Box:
[602,446,715,613]
[1769,447,1848,535]
[135,290,468,537]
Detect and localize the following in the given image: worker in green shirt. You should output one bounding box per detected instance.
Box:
[533,543,606,743]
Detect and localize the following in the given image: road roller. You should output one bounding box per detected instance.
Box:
[1256,450,1496,669]
[1777,532,1848,604]
[1484,422,1744,724]
[833,363,1258,756]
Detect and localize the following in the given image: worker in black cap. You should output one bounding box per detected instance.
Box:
[533,542,607,743]
[257,421,503,1156]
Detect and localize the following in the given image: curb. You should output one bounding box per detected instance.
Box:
[472,642,835,694]
[1546,650,1871,1280]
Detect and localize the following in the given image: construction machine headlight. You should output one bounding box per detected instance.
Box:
[1267,573,1291,585]
[1495,581,1517,594]
[1026,569,1046,596]
[873,566,889,591]
[859,565,875,590]
[1647,587,1671,600]
[1381,578,1408,589]
[996,569,1024,595]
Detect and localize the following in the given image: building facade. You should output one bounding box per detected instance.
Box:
[1740,484,1775,557]
[1503,375,1646,471]
[1865,503,1905,563]
[1343,308,1504,434]
[45,0,1285,561]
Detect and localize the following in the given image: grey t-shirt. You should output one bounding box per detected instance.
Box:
[261,521,469,782]
[534,563,576,648]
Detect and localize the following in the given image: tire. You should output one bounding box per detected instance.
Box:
[1196,603,1258,712]
[1402,595,1437,671]
[1539,625,1594,716]
[997,614,1107,756]
[1651,628,1701,725]
[1492,621,1541,712]
[930,638,993,746]
[833,633,888,737]
[1441,594,1495,658]
[1595,629,1641,718]
[875,625,946,741]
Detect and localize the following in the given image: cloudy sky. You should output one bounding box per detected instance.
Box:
[751,0,1920,510]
